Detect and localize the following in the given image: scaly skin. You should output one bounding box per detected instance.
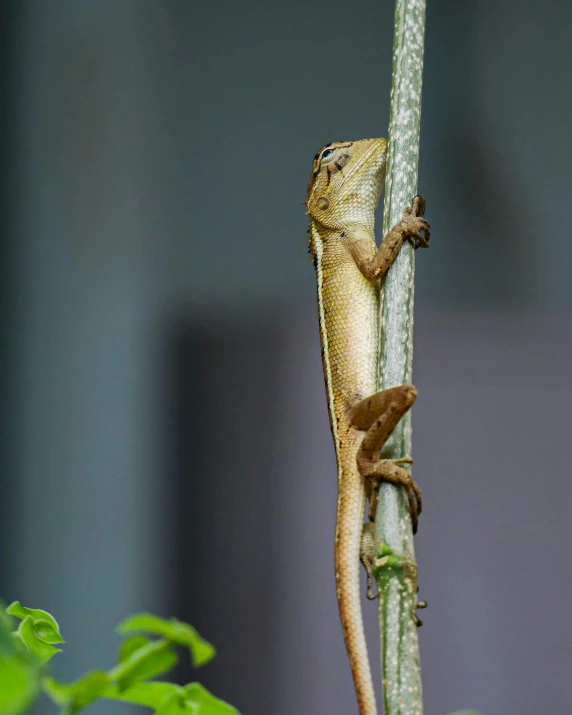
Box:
[306,138,429,714]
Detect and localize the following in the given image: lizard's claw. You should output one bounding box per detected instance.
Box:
[402,194,426,218]
[410,194,426,217]
[401,195,430,248]
[414,600,427,628]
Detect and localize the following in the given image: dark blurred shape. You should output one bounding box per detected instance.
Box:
[165,317,280,713]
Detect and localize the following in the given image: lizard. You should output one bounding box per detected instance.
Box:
[305,137,430,715]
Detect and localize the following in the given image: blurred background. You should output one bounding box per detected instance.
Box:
[1,1,571,714]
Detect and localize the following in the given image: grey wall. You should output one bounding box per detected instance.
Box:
[2,1,571,714]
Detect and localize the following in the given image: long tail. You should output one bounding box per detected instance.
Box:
[335,453,377,715]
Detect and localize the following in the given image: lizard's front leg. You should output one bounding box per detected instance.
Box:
[349,385,422,532]
[348,195,430,282]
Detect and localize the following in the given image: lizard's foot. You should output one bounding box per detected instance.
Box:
[414,600,427,627]
[400,195,430,249]
[359,457,422,533]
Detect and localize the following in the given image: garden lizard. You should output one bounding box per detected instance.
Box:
[305,138,430,715]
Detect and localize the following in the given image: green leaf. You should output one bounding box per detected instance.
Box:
[5,603,64,664]
[111,637,179,690]
[32,619,64,645]
[117,613,215,667]
[7,602,64,663]
[105,681,182,709]
[106,682,241,714]
[182,683,241,714]
[42,671,112,714]
[153,692,194,715]
[16,616,63,664]
[150,684,240,715]
[0,610,40,715]
[6,602,64,644]
[0,654,40,715]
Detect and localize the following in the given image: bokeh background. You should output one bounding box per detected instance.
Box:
[2,1,571,714]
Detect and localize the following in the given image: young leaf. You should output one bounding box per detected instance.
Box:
[7,601,64,664]
[117,613,215,667]
[32,619,65,645]
[16,616,63,664]
[6,602,64,644]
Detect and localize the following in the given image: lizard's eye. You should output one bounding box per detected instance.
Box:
[321,149,333,160]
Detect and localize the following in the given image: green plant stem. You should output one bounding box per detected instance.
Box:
[374,1,426,714]
[108,638,170,682]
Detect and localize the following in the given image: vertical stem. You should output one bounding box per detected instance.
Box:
[375,1,426,714]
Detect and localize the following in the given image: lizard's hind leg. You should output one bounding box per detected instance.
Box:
[361,458,422,532]
[349,385,422,532]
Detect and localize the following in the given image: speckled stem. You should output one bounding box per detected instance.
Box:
[375,1,426,714]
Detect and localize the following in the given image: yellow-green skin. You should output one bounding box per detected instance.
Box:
[307,138,388,715]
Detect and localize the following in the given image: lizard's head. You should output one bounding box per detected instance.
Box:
[306,138,387,230]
